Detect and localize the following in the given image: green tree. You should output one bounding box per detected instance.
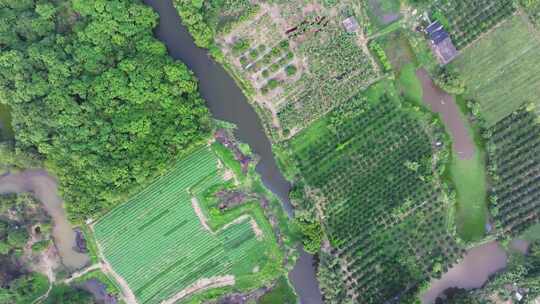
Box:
[4,273,49,304]
[44,284,92,304]
[0,0,211,218]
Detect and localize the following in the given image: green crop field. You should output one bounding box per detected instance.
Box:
[94,147,280,304]
[283,86,464,303]
[451,15,540,126]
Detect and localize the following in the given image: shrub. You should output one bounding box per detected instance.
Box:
[269,63,280,72]
[285,65,297,76]
[262,69,270,78]
[232,39,250,55]
[249,48,259,59]
[267,79,280,89]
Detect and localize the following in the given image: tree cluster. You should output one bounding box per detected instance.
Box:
[0,0,211,218]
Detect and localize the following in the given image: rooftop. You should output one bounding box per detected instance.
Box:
[342,16,359,33]
[425,21,459,65]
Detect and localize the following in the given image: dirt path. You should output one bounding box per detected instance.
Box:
[92,229,138,304]
[416,69,475,159]
[161,275,235,304]
[64,264,101,284]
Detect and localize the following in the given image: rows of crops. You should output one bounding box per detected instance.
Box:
[94,147,268,304]
[288,95,463,303]
[488,109,540,236]
[451,15,540,126]
[433,0,515,50]
[277,25,378,134]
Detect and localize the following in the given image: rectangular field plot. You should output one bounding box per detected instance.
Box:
[287,92,464,303]
[216,1,378,138]
[451,15,540,126]
[94,147,271,304]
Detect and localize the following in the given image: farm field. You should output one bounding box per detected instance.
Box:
[487,108,540,237]
[451,15,540,126]
[93,146,283,304]
[430,0,516,50]
[215,0,379,139]
[282,85,463,303]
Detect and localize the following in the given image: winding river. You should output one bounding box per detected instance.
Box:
[142,1,322,303]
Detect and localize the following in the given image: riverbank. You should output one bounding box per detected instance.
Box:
[142,1,322,303]
[0,170,89,270]
[416,68,488,242]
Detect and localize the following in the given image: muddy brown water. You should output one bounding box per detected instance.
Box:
[416,68,475,159]
[142,1,322,303]
[0,170,89,270]
[421,242,508,303]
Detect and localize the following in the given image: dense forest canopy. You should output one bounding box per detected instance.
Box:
[0,0,211,217]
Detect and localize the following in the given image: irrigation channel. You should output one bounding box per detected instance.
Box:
[142,1,323,303]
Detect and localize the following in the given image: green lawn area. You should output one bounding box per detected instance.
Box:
[397,63,423,105]
[451,15,540,126]
[522,223,540,242]
[258,276,297,304]
[94,146,283,304]
[450,147,487,242]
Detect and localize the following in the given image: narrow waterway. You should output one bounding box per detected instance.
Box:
[142,1,322,303]
[0,170,89,270]
[416,68,475,159]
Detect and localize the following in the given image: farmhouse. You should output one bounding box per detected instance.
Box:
[342,16,359,33]
[425,21,458,65]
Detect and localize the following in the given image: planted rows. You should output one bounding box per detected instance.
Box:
[433,0,515,50]
[488,109,540,236]
[288,95,463,303]
[94,147,265,304]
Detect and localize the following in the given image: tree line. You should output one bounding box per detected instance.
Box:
[0,0,211,218]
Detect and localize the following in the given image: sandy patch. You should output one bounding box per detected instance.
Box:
[223,169,234,181]
[250,218,264,240]
[191,197,212,232]
[161,275,235,304]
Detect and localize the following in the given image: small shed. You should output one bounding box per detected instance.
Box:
[342,17,359,33]
[425,21,458,65]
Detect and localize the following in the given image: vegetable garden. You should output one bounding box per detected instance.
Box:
[217,1,379,139]
[488,108,540,237]
[94,147,281,304]
[285,91,463,303]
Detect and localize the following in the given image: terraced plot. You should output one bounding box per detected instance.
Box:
[94,147,276,304]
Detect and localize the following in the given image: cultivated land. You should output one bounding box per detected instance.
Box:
[487,108,540,237]
[430,0,516,50]
[215,0,380,139]
[451,14,540,126]
[281,85,464,303]
[94,146,283,304]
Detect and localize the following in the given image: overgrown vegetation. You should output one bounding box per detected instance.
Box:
[0,0,211,219]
